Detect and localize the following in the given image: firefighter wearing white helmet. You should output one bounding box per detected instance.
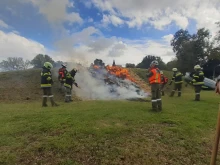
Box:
[58,63,68,92]
[169,68,183,97]
[41,62,59,107]
[147,60,162,111]
[191,65,204,101]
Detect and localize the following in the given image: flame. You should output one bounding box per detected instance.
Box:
[105,65,136,82]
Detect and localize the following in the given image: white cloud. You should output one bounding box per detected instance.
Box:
[0,30,46,61]
[53,26,175,66]
[90,0,220,34]
[108,41,127,57]
[22,0,83,26]
[102,14,124,27]
[162,34,174,44]
[0,20,9,29]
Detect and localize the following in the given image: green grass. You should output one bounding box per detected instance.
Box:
[0,89,220,165]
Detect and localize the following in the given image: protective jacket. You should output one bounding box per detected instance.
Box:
[41,67,53,88]
[192,71,204,85]
[148,68,161,84]
[170,71,183,84]
[58,67,67,81]
[64,72,78,89]
[161,75,168,84]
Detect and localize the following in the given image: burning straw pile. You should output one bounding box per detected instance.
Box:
[75,60,149,100]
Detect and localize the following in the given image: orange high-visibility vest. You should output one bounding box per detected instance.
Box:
[149,68,161,84]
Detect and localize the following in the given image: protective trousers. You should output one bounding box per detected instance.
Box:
[194,85,202,101]
[170,83,182,97]
[151,83,162,111]
[65,87,73,102]
[160,84,165,96]
[42,88,59,107]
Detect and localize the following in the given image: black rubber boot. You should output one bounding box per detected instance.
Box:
[50,97,59,106]
[178,91,181,97]
[157,100,162,112]
[42,97,48,107]
[170,91,175,97]
[151,101,157,111]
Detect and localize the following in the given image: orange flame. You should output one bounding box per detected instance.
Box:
[105,65,136,82]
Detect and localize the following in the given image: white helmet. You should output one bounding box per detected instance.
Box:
[160,71,163,74]
[61,63,67,68]
[194,65,201,70]
[150,60,159,66]
[172,68,178,72]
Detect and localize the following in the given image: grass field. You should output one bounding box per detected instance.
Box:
[1,89,220,165]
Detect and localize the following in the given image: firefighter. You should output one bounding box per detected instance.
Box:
[58,64,68,92]
[169,68,183,97]
[70,68,77,78]
[191,65,204,101]
[64,71,79,102]
[41,62,59,107]
[147,60,162,111]
[160,71,168,96]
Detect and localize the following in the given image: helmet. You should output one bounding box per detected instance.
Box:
[72,68,78,72]
[44,62,53,69]
[150,60,159,66]
[172,68,178,72]
[160,71,163,74]
[61,63,67,68]
[194,65,201,70]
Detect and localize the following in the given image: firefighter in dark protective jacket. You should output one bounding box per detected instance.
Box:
[169,68,183,97]
[41,62,59,107]
[147,60,162,111]
[64,71,79,102]
[191,65,204,101]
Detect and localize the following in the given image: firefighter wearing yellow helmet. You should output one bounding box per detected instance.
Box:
[169,68,183,97]
[41,62,59,107]
[191,65,204,101]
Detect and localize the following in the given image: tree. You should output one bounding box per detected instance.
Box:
[171,28,211,73]
[94,59,105,66]
[166,58,178,71]
[136,55,167,70]
[54,61,64,68]
[125,63,135,68]
[214,22,220,46]
[0,57,30,71]
[31,54,55,68]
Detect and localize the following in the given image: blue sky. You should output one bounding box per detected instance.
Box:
[0,0,219,65]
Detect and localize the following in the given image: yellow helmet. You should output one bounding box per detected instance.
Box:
[194,65,201,70]
[172,68,178,72]
[44,62,53,69]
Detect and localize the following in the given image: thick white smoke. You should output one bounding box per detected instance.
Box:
[69,65,149,100]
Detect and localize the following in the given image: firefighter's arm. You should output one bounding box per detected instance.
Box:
[169,75,175,85]
[146,71,153,78]
[72,77,80,88]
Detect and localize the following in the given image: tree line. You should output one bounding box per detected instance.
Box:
[0,54,64,71]
[1,22,220,78]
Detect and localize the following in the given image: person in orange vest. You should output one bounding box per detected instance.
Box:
[160,71,168,96]
[147,60,162,111]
